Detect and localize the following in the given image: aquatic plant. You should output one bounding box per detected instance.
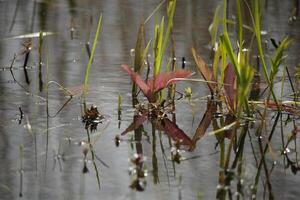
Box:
[121,64,192,103]
[120,103,193,148]
[187,0,297,199]
[82,105,104,132]
[82,14,103,101]
[122,60,193,149]
[153,0,176,77]
[130,0,176,106]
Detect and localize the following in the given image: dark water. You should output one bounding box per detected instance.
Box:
[0,0,299,199]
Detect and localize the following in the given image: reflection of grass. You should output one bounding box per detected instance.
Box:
[19,145,23,197]
[38,31,44,92]
[86,129,101,189]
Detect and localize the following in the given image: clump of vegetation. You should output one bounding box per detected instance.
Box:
[121,64,192,103]
[82,105,104,132]
[190,0,296,199]
[121,0,194,150]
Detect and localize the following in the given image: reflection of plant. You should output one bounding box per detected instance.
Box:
[121,103,193,149]
[129,154,147,191]
[81,105,104,190]
[295,63,300,85]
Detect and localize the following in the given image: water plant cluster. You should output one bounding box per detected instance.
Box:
[117,0,300,199]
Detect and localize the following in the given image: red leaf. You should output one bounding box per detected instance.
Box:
[147,70,193,93]
[224,114,236,139]
[121,65,155,102]
[266,100,298,114]
[160,118,193,147]
[224,63,237,111]
[192,100,217,147]
[191,48,216,93]
[121,113,148,135]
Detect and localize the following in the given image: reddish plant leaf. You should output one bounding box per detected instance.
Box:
[224,114,236,139]
[160,118,193,147]
[122,64,192,103]
[192,100,217,148]
[147,70,193,93]
[191,48,216,93]
[224,63,237,111]
[265,100,298,114]
[121,113,148,135]
[121,65,155,102]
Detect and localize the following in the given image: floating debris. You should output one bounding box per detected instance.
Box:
[5,31,54,40]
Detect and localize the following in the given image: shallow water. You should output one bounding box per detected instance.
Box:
[0,0,300,200]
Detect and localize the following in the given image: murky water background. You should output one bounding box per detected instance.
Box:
[0,0,300,199]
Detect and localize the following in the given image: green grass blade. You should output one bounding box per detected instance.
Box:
[82,14,103,101]
[220,34,239,76]
[154,17,164,77]
[236,0,243,51]
[209,5,221,46]
[161,0,176,57]
[250,0,279,106]
[145,0,166,24]
[134,23,146,73]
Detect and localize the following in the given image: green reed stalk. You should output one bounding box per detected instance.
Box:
[153,0,176,77]
[251,0,278,106]
[209,5,221,47]
[82,14,103,101]
[145,0,166,24]
[236,0,243,52]
[132,22,151,106]
[221,0,255,115]
[154,17,165,77]
[162,0,176,58]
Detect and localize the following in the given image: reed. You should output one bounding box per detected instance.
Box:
[38,31,44,91]
[153,0,176,78]
[82,14,103,102]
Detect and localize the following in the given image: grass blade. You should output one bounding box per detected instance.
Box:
[82,14,103,101]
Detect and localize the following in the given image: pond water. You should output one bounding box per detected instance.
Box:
[0,0,300,199]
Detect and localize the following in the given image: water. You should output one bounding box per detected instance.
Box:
[0,0,300,199]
